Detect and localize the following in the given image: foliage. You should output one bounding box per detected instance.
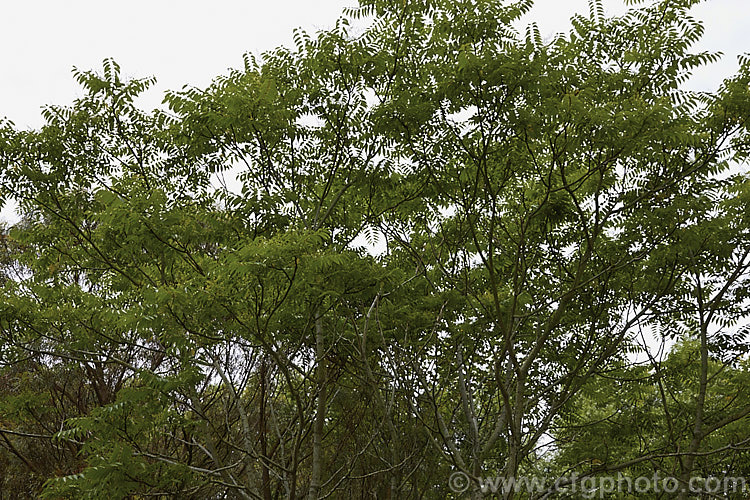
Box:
[1,0,749,499]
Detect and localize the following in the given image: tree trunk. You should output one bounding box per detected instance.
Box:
[307,314,327,500]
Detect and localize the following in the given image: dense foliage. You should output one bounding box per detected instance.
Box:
[1,0,749,498]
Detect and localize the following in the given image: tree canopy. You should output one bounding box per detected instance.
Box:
[1,0,749,498]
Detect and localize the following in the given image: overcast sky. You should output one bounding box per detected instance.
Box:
[0,0,746,131]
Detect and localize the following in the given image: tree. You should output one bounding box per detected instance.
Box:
[1,0,749,498]
[553,341,750,499]
[552,152,750,498]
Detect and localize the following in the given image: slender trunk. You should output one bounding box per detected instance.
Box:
[503,372,526,500]
[307,314,327,500]
[260,359,272,500]
[187,385,254,500]
[211,355,260,494]
[361,295,401,499]
[676,300,709,499]
[457,349,483,499]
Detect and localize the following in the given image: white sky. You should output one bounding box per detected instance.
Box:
[0,0,747,222]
